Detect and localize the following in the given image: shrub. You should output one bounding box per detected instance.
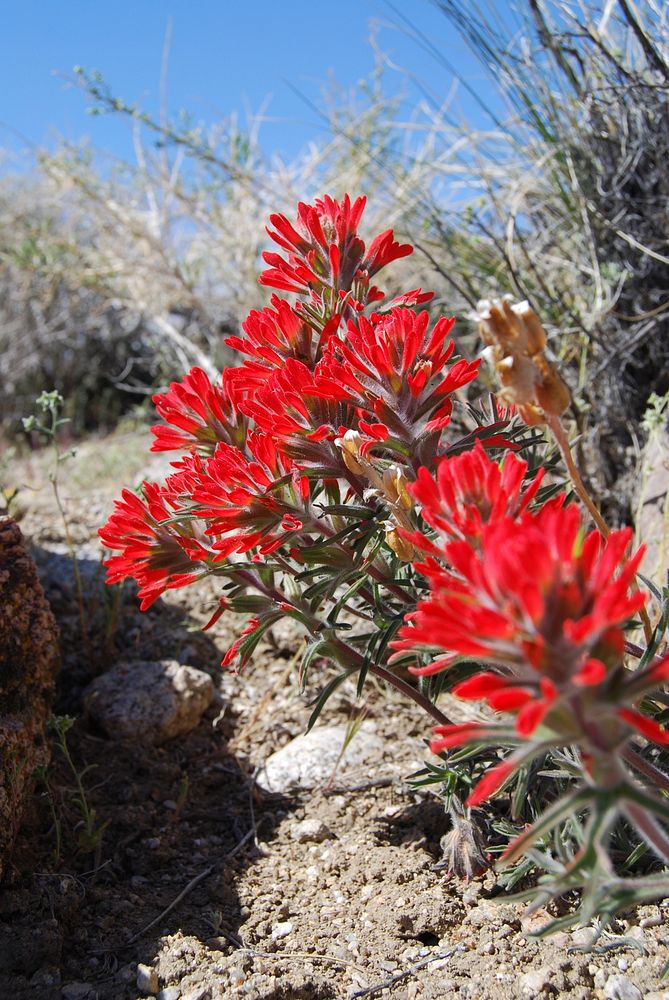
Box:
[100,193,669,936]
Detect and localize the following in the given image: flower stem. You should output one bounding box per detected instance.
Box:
[546,414,609,536]
[331,638,453,727]
[547,414,653,644]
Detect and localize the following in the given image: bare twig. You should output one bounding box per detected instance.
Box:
[350,946,463,998]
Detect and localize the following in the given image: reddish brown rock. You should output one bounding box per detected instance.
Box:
[0,516,60,879]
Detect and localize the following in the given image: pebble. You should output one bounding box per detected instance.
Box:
[466,902,497,927]
[255,723,384,792]
[625,925,647,946]
[157,988,181,1000]
[603,974,643,1000]
[518,966,552,996]
[137,963,159,994]
[571,926,598,949]
[62,986,96,1000]
[271,920,294,939]
[289,819,333,843]
[84,659,214,744]
[180,988,212,1000]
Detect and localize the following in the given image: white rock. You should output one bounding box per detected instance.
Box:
[465,901,497,927]
[644,992,669,1000]
[594,969,609,989]
[157,988,181,1000]
[256,723,384,792]
[289,818,333,843]
[603,974,643,1000]
[518,967,552,996]
[571,926,598,949]
[137,963,159,994]
[271,920,294,939]
[84,660,214,743]
[180,989,212,1000]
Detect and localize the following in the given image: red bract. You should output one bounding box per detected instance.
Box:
[259,194,412,304]
[99,483,214,610]
[315,308,479,442]
[407,441,545,550]
[391,493,669,805]
[224,295,336,391]
[151,366,247,455]
[181,431,309,558]
[237,357,356,467]
[399,505,645,678]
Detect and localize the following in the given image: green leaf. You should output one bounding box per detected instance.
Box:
[307,669,356,732]
[502,787,592,864]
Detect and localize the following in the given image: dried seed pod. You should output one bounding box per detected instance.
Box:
[476,297,570,424]
[434,796,489,880]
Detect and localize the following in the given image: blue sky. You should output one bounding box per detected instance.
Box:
[1,1,508,164]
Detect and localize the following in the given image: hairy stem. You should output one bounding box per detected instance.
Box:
[547,414,653,643]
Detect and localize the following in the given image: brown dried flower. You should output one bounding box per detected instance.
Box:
[475,297,571,425]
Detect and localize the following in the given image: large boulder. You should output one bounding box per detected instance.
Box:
[0,516,60,879]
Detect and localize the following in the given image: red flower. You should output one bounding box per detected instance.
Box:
[221,617,260,669]
[99,483,214,609]
[236,357,356,466]
[151,367,246,455]
[314,308,479,444]
[407,441,545,550]
[259,194,412,305]
[224,295,337,391]
[400,502,645,683]
[182,431,309,558]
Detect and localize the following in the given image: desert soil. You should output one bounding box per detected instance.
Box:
[2,430,669,1000]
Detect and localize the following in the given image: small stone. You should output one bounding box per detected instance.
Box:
[644,992,669,1000]
[466,901,497,927]
[625,925,646,944]
[180,989,211,1000]
[571,926,598,949]
[518,966,552,996]
[603,974,643,1000]
[157,988,181,1000]
[462,882,481,905]
[62,986,96,1000]
[256,723,384,792]
[136,963,159,994]
[84,660,214,744]
[289,819,333,843]
[271,920,294,939]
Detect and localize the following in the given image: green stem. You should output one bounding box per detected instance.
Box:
[231,568,451,727]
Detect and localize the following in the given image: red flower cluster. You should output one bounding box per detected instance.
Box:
[393,446,666,806]
[259,194,412,305]
[99,483,215,610]
[185,430,309,558]
[151,366,246,455]
[100,194,495,667]
[316,309,480,439]
[406,440,544,549]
